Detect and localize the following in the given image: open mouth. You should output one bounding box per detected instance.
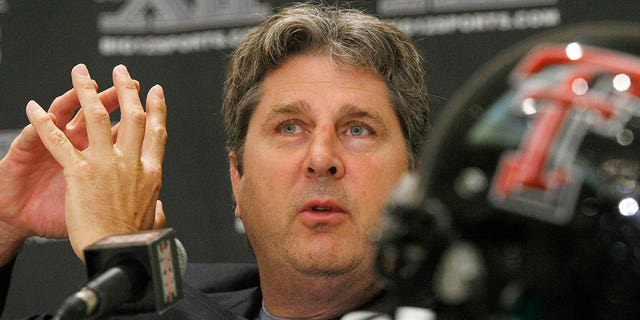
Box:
[298,199,348,224]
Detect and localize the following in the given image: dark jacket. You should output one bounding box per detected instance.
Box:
[1,261,391,320]
[1,261,262,320]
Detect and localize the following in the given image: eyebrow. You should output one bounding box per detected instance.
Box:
[339,104,387,130]
[264,100,310,125]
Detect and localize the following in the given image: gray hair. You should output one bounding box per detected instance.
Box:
[223,3,429,173]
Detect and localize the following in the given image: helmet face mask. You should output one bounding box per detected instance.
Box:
[422,23,640,319]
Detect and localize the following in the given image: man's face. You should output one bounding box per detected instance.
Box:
[230,53,409,278]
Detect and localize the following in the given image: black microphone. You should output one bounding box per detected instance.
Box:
[343,173,446,320]
[53,228,187,320]
[374,173,450,318]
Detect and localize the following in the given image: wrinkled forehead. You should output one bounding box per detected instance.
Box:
[254,53,394,117]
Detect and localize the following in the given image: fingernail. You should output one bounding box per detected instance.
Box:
[115,64,130,77]
[26,100,44,117]
[152,84,165,99]
[74,64,90,78]
[26,100,38,112]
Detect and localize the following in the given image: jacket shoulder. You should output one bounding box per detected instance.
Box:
[112,262,262,320]
[184,262,260,293]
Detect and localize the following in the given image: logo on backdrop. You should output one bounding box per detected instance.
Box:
[95,0,271,56]
[377,0,561,37]
[94,0,561,56]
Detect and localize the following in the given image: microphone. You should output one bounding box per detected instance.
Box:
[374,173,451,315]
[53,228,187,320]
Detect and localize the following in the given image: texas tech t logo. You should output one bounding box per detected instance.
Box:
[490,43,639,224]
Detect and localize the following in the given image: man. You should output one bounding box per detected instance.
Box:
[0,3,429,319]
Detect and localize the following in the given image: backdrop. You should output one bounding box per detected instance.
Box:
[1,0,638,317]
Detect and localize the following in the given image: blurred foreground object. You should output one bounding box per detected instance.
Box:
[421,22,640,319]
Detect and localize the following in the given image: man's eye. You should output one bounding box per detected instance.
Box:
[281,123,299,134]
[347,124,371,136]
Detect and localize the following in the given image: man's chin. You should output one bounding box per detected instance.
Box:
[287,247,370,277]
[292,260,358,277]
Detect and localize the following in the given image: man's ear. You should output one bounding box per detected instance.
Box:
[229,151,241,218]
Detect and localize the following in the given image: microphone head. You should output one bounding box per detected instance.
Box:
[83,228,185,315]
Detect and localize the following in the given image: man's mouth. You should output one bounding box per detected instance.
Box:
[301,199,347,214]
[298,200,349,226]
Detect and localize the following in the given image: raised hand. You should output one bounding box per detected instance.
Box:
[0,63,167,262]
[0,83,125,264]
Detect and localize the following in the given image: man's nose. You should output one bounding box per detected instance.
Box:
[304,127,345,178]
